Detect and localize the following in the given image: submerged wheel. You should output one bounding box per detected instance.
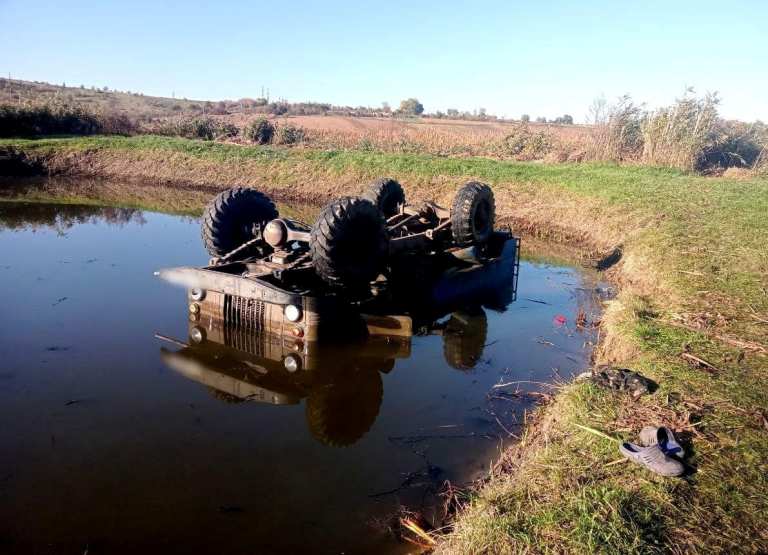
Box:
[443,309,488,371]
[362,177,405,218]
[201,187,278,258]
[310,196,388,290]
[305,370,383,447]
[451,182,495,246]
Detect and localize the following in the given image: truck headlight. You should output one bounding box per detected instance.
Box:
[283,354,301,373]
[190,326,205,344]
[284,304,302,322]
[190,288,206,301]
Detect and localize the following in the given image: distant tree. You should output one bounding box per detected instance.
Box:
[434,110,445,118]
[381,101,391,113]
[398,98,424,116]
[80,84,85,89]
[562,114,574,124]
[520,114,530,123]
[446,108,459,117]
[478,107,487,119]
[269,102,288,115]
[535,116,547,123]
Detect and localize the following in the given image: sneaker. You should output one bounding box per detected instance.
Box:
[619,442,684,477]
[639,426,683,458]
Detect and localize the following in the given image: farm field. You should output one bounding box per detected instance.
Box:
[1,79,594,159]
[254,114,593,157]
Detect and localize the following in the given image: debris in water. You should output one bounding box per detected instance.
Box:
[576,309,588,328]
[553,314,567,326]
[525,298,551,305]
[52,297,68,306]
[399,517,436,546]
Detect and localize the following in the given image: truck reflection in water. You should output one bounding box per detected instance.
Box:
[158,236,519,447]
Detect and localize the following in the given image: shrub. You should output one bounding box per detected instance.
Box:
[588,95,644,162]
[700,120,767,170]
[0,101,134,137]
[496,124,553,159]
[276,124,305,145]
[148,116,237,140]
[243,118,275,144]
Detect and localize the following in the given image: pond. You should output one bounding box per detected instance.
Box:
[0,178,604,554]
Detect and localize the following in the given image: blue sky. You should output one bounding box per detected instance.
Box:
[2,0,766,122]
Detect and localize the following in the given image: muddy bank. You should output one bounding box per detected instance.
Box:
[0,140,625,256]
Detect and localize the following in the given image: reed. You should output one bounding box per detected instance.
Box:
[641,91,720,172]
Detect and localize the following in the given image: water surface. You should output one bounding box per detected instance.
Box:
[0,187,603,554]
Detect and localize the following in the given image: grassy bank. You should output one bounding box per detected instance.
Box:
[3,136,768,553]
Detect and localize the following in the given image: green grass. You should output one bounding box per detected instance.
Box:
[3,135,768,553]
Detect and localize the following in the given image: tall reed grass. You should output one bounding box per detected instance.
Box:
[641,91,719,171]
[586,90,765,173]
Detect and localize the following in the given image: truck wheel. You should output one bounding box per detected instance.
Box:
[201,187,278,258]
[310,197,388,289]
[305,370,383,447]
[443,309,488,370]
[362,177,405,218]
[451,181,495,246]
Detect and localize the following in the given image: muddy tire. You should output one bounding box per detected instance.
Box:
[310,197,388,289]
[305,370,383,447]
[443,309,488,370]
[362,177,405,218]
[451,182,495,246]
[201,187,278,258]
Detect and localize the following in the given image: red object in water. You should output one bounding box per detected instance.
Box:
[553,314,567,326]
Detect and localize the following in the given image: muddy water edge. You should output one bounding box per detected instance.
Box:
[0,177,607,554]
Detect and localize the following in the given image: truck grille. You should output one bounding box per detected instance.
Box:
[223,323,266,357]
[223,294,266,329]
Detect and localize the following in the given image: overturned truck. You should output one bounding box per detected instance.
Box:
[157,178,518,341]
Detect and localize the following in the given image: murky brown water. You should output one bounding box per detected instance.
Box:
[0,180,604,554]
